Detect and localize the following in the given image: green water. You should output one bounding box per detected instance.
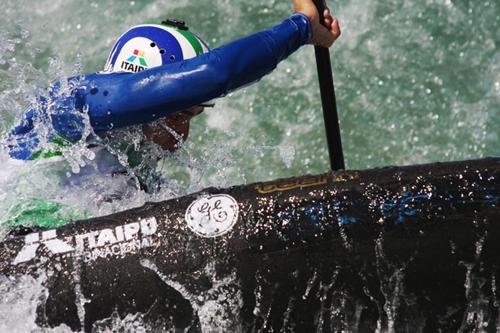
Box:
[0,0,499,221]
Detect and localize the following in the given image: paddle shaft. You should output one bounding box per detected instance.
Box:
[312,0,345,170]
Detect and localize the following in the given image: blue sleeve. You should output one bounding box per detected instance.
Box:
[85,13,311,130]
[6,14,311,160]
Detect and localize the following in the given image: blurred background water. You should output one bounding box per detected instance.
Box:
[0,0,498,222]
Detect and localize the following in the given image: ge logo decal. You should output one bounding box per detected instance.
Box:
[185,194,239,238]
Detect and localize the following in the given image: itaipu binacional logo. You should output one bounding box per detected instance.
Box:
[12,217,158,265]
[185,194,239,238]
[121,49,149,72]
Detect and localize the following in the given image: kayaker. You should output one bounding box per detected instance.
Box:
[3,0,341,226]
[6,0,340,161]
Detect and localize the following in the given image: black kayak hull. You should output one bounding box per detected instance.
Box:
[1,158,499,332]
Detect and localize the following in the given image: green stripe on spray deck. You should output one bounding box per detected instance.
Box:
[7,198,88,229]
[29,135,71,160]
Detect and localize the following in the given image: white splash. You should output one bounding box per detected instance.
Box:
[140,259,243,332]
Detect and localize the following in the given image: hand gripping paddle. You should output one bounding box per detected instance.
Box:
[312,0,345,170]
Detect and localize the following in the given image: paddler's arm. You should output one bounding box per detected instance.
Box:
[83,1,340,131]
[83,14,312,131]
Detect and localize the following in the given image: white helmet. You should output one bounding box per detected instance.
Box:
[104,19,210,73]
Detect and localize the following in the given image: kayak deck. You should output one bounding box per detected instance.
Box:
[1,158,499,331]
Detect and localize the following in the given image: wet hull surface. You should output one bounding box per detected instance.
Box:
[1,158,499,332]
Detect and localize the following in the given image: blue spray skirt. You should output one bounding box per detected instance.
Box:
[1,158,499,331]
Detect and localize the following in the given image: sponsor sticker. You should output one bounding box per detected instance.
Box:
[185,194,239,238]
[112,37,162,73]
[254,172,360,194]
[12,217,158,265]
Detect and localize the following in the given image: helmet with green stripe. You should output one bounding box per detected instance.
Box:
[104,19,209,73]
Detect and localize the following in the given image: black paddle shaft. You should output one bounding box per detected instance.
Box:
[312,0,345,170]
